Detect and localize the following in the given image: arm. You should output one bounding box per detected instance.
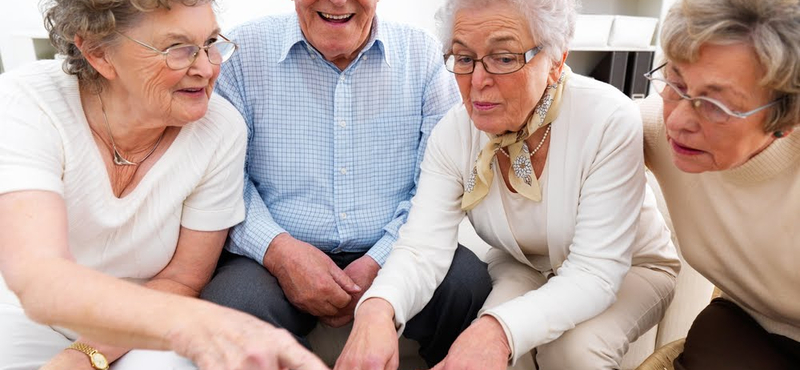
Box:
[482,100,646,362]
[44,227,228,369]
[214,51,288,264]
[335,109,467,370]
[0,191,328,370]
[364,37,461,266]
[214,35,358,319]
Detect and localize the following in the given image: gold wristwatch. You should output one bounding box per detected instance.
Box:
[66,342,110,370]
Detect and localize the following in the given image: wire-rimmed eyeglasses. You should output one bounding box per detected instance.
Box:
[444,46,542,75]
[116,32,238,70]
[644,63,784,124]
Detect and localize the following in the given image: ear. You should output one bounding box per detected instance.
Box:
[548,51,569,84]
[74,35,117,81]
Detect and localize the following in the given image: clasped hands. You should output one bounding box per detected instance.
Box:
[264,233,380,328]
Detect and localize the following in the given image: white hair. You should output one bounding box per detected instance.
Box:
[435,0,579,63]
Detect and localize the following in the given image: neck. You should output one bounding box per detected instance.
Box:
[84,87,166,155]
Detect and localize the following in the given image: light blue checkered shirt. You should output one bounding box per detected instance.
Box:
[217,14,460,265]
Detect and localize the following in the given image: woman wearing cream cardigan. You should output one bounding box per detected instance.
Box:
[334,0,680,369]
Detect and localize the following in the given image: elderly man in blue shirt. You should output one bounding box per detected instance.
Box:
[200,0,492,366]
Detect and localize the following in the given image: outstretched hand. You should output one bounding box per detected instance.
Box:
[430,316,511,370]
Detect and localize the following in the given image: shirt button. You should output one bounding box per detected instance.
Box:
[340,167,347,175]
[339,120,347,128]
[363,55,368,61]
[340,212,347,220]
[339,75,345,83]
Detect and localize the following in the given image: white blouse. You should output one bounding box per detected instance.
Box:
[0,61,247,305]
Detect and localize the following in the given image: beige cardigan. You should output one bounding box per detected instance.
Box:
[641,94,800,342]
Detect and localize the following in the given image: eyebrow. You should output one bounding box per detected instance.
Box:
[670,64,748,103]
[162,28,222,44]
[451,35,521,52]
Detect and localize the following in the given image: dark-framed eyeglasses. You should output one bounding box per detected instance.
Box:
[444,46,542,75]
[644,62,784,124]
[116,32,238,70]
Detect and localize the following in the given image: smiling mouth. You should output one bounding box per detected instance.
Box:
[318,12,354,23]
[178,87,204,93]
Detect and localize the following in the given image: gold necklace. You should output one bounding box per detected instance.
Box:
[97,94,164,166]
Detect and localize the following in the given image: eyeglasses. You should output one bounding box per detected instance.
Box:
[644,63,784,124]
[116,32,238,70]
[444,46,542,75]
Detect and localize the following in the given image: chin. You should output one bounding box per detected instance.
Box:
[671,156,712,174]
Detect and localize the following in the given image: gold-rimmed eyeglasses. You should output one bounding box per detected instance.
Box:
[444,46,542,75]
[644,63,784,124]
[116,32,238,70]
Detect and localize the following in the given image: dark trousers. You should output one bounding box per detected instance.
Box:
[201,245,491,367]
[675,298,800,370]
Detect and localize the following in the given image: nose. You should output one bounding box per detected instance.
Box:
[188,48,215,78]
[470,60,493,89]
[664,98,701,135]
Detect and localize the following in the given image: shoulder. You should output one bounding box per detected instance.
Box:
[191,94,248,148]
[376,18,444,62]
[227,13,293,38]
[0,60,75,100]
[429,105,478,155]
[561,73,641,138]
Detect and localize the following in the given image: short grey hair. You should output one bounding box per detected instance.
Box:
[42,0,213,92]
[434,0,578,63]
[661,0,800,133]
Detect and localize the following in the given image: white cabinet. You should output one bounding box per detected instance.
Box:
[567,0,677,97]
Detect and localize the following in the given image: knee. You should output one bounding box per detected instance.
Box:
[438,246,492,306]
[536,326,623,370]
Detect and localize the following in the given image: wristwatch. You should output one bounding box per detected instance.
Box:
[66,342,110,370]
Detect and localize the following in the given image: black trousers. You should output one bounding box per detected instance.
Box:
[675,298,800,370]
[201,245,491,367]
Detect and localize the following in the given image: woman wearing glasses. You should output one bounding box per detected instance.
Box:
[0,1,327,370]
[335,0,679,369]
[640,0,800,369]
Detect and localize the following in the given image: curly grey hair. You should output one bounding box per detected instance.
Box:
[42,0,213,92]
[434,0,578,64]
[661,0,800,133]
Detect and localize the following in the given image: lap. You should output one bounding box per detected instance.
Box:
[0,304,192,370]
[0,304,69,370]
[479,252,676,369]
[676,298,800,370]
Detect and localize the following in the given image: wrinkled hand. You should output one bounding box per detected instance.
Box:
[173,304,330,370]
[334,298,399,370]
[319,255,380,327]
[430,316,511,370]
[264,233,361,317]
[40,349,95,370]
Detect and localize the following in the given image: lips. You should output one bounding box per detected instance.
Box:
[472,101,499,111]
[178,87,204,93]
[318,12,354,23]
[669,137,704,156]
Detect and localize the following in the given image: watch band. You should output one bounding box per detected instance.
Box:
[66,342,110,370]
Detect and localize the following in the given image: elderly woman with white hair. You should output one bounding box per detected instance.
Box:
[334,0,680,369]
[640,0,800,369]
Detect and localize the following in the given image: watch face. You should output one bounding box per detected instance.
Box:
[90,353,109,369]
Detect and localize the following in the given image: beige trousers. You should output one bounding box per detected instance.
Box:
[482,249,676,370]
[0,304,195,370]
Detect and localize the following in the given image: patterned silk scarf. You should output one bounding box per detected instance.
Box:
[462,69,570,211]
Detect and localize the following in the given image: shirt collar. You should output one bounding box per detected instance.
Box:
[278,14,391,68]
